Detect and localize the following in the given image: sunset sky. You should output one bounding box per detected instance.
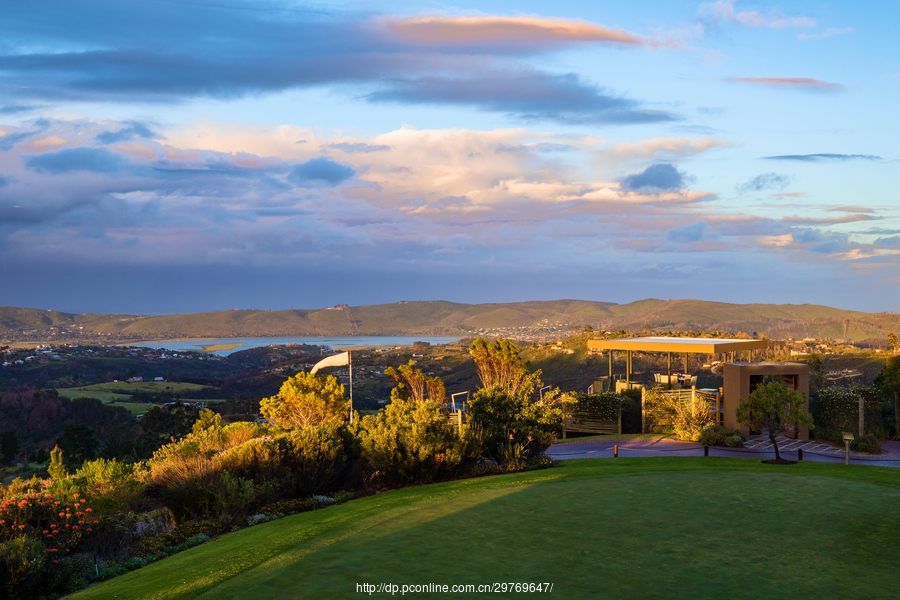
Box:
[1,0,897,314]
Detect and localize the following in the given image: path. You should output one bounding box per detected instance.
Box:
[548,435,900,468]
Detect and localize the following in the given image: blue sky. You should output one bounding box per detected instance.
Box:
[0,0,897,314]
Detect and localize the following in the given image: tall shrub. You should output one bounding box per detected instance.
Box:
[354,399,481,486]
[260,372,349,428]
[279,425,359,498]
[468,387,559,465]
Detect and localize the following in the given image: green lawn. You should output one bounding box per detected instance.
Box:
[59,381,214,395]
[72,458,900,600]
[57,381,226,415]
[56,388,133,403]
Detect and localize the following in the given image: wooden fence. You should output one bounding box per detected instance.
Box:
[562,402,621,438]
[641,387,723,433]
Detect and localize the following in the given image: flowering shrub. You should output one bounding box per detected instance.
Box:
[0,491,111,598]
[0,492,101,554]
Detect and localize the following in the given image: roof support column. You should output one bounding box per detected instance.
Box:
[608,351,613,391]
[667,352,672,390]
[626,350,632,384]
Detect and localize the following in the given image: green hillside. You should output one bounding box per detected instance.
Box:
[1,298,897,343]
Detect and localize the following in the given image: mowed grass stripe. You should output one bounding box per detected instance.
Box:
[73,458,900,600]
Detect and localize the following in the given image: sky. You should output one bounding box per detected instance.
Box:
[0,0,898,314]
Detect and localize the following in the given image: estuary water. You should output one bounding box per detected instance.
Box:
[133,335,464,356]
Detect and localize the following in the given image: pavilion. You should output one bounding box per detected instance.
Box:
[586,336,770,386]
[585,336,809,440]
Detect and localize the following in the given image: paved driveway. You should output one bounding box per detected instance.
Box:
[547,436,900,468]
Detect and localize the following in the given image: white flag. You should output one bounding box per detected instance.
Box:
[310,351,350,375]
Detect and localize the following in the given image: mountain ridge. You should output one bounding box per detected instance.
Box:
[0,299,896,344]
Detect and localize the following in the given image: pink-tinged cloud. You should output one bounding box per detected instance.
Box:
[725,77,844,91]
[701,1,816,29]
[826,205,877,214]
[385,16,652,48]
[781,214,878,225]
[798,27,854,41]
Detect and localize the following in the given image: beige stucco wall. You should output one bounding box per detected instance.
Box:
[723,362,810,440]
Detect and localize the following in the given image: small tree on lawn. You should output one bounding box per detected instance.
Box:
[736,379,813,461]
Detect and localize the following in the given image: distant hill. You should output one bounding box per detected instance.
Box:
[1,299,898,344]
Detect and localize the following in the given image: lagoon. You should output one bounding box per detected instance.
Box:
[133,335,464,357]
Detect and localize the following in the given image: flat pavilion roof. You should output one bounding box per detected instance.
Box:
[587,337,768,354]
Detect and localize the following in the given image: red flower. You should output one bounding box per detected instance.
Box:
[87,528,92,532]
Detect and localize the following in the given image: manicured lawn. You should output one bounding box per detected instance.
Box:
[72,458,900,600]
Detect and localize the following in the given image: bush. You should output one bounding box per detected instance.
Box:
[0,536,45,600]
[146,420,358,525]
[698,426,744,448]
[468,387,558,466]
[354,399,481,486]
[813,384,883,433]
[277,425,359,498]
[672,397,715,441]
[812,428,845,444]
[138,520,221,558]
[71,458,143,511]
[851,434,882,454]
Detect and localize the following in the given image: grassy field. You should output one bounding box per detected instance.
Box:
[73,457,900,600]
[57,381,225,415]
[60,381,214,394]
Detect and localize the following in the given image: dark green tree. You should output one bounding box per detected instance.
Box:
[806,353,827,394]
[55,424,99,467]
[137,402,200,456]
[0,431,20,466]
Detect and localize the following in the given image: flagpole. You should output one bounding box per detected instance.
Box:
[349,351,353,423]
